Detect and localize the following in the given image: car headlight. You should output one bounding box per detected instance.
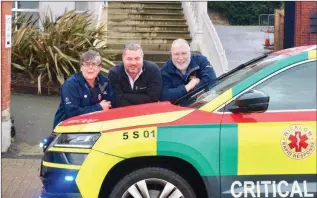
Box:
[40,133,58,152]
[52,133,100,148]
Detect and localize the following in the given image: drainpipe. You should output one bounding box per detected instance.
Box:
[283,1,295,49]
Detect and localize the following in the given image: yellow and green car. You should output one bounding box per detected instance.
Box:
[40,45,316,198]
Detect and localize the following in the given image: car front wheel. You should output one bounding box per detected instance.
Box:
[109,167,196,198]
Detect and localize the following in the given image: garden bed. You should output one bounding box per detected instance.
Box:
[11,73,60,96]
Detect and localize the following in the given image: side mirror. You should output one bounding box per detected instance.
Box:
[228,90,269,113]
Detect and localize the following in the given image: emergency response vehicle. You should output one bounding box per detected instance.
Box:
[40,45,316,198]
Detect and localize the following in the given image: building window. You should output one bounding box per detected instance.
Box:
[12,1,39,28]
[75,1,88,12]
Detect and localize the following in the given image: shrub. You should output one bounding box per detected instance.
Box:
[11,10,116,94]
[208,1,284,25]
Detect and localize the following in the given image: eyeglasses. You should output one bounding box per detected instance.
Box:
[82,62,100,68]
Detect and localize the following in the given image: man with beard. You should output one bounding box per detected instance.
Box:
[160,38,217,102]
[108,43,162,107]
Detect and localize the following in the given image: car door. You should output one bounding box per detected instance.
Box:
[219,60,317,198]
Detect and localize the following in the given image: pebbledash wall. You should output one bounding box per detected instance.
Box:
[295,2,317,46]
[1,1,12,152]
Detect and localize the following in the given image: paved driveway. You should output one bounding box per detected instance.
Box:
[1,158,42,198]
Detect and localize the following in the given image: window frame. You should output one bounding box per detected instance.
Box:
[12,1,40,29]
[215,59,317,113]
[74,1,89,13]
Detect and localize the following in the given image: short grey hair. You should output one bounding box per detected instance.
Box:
[80,50,102,66]
[123,43,144,56]
[171,38,191,52]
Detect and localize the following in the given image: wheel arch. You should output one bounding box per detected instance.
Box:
[98,156,209,198]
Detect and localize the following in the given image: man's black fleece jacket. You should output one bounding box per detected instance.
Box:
[108,60,163,108]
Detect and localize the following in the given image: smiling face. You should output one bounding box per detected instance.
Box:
[171,44,191,73]
[122,49,144,77]
[81,59,101,80]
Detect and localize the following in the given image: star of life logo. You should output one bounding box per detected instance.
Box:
[281,124,316,160]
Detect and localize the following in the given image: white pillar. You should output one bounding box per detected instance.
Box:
[1,109,11,152]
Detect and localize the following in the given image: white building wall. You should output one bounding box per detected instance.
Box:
[39,1,103,23]
[39,1,75,20]
[88,2,104,27]
[88,1,104,17]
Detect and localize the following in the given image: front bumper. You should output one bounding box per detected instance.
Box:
[39,148,88,197]
[40,165,82,197]
[40,124,129,198]
[39,148,124,198]
[40,189,82,198]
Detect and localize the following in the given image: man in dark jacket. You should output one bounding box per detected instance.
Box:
[108,43,162,107]
[53,50,114,128]
[161,38,217,102]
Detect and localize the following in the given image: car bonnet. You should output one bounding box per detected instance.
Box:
[54,102,194,133]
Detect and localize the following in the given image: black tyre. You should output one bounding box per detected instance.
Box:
[109,167,196,198]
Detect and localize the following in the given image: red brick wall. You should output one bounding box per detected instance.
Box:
[295,2,317,46]
[1,1,12,111]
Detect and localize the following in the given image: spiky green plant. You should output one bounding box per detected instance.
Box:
[11,9,115,94]
[11,13,39,83]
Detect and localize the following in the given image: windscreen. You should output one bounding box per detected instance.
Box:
[178,53,289,108]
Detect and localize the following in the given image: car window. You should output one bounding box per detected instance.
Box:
[178,54,289,108]
[256,60,316,110]
[223,60,316,111]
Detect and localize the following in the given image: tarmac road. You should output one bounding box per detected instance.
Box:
[214,25,272,70]
[4,93,60,157]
